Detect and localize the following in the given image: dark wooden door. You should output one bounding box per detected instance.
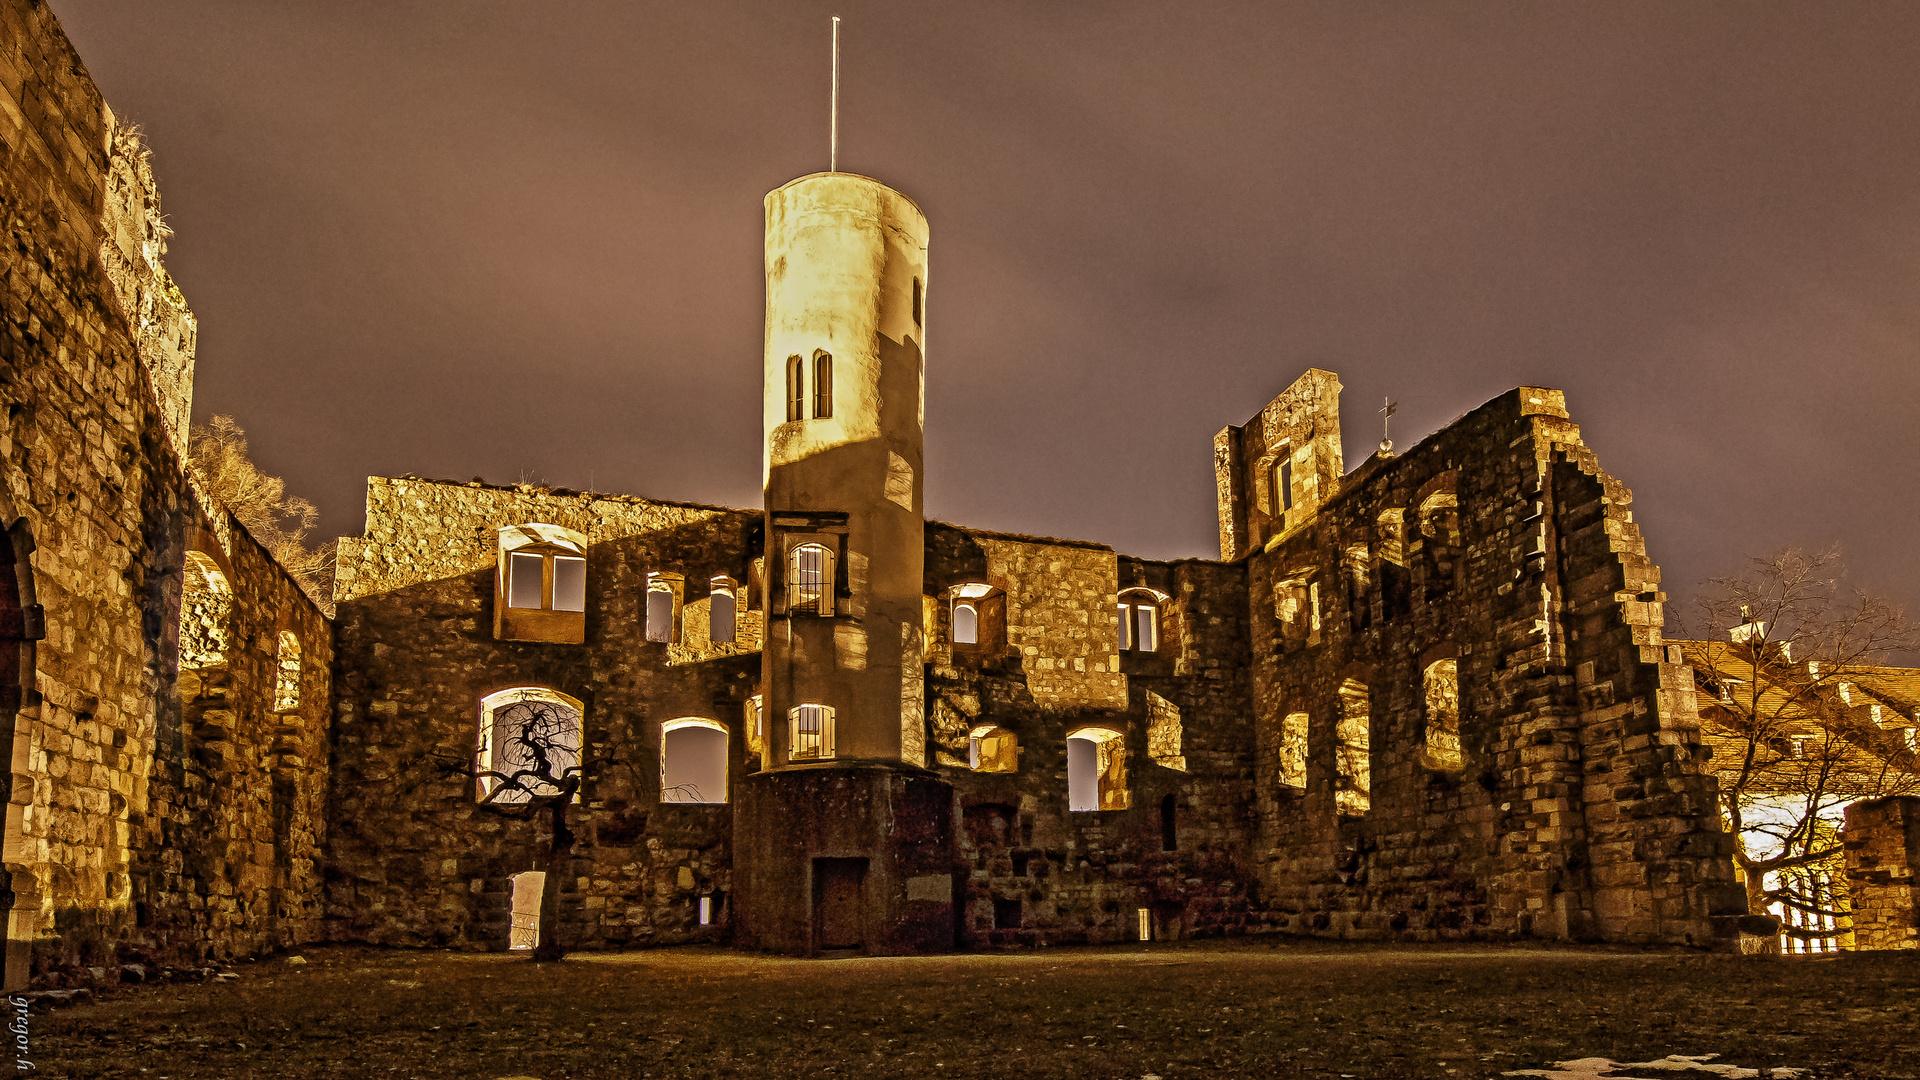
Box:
[813,858,867,950]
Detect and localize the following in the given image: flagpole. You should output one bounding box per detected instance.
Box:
[830,16,841,173]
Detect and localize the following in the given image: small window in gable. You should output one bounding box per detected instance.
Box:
[494,524,587,644]
[646,572,684,643]
[786,355,805,422]
[476,689,583,804]
[812,351,833,418]
[661,718,729,803]
[967,724,1019,773]
[273,630,301,713]
[1066,727,1128,811]
[788,543,835,617]
[789,704,835,762]
[1117,589,1166,653]
[709,576,738,644]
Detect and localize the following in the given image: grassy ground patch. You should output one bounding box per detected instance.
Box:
[32,939,1919,1079]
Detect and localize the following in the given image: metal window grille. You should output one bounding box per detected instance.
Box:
[788,545,831,616]
[790,704,833,761]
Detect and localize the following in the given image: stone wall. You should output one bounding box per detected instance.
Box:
[1844,796,1920,951]
[328,477,761,952]
[1242,380,1744,946]
[925,524,1268,946]
[0,0,332,985]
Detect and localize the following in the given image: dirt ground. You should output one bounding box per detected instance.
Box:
[28,939,1920,1079]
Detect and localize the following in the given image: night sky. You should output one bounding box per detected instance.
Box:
[49,2,1920,630]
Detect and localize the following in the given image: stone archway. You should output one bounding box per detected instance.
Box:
[0,498,42,991]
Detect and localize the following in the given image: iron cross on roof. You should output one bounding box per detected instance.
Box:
[1380,397,1397,455]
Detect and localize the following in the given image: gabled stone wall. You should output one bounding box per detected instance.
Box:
[1244,381,1742,946]
[925,524,1268,946]
[327,478,760,951]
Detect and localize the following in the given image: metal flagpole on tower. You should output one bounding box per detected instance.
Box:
[830,16,841,173]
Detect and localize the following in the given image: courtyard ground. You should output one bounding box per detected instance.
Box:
[30,938,1919,1079]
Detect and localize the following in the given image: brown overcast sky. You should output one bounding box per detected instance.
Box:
[49,1,1920,629]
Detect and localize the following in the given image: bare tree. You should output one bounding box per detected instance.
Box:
[185,414,336,607]
[1680,547,1920,952]
[436,698,588,963]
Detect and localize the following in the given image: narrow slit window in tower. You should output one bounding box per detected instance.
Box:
[812,351,833,418]
[786,354,805,422]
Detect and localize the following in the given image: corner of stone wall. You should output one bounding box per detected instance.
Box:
[1545,430,1742,948]
[1844,795,1920,951]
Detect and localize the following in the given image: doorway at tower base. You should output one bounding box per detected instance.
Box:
[733,762,958,956]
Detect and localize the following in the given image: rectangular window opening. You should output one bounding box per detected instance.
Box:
[1135,605,1158,652]
[551,556,586,612]
[1136,908,1151,941]
[507,552,545,609]
[698,895,712,926]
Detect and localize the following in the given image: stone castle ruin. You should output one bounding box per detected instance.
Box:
[3,0,1916,986]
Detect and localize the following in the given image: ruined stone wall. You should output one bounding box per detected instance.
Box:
[327,477,761,952]
[0,0,332,984]
[1245,383,1743,946]
[1844,796,1920,950]
[924,525,1266,946]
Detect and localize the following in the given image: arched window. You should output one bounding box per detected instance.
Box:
[1117,588,1165,653]
[967,724,1019,773]
[495,523,587,643]
[953,602,978,644]
[646,572,683,643]
[180,549,232,668]
[786,354,805,422]
[476,688,583,804]
[709,575,738,644]
[789,704,834,761]
[946,583,1000,651]
[812,351,833,418]
[788,543,834,617]
[1422,658,1462,769]
[661,718,729,803]
[273,630,302,712]
[1066,727,1128,811]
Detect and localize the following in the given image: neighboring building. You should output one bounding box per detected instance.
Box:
[1677,636,1920,952]
[9,0,1920,989]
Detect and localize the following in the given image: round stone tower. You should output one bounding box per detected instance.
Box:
[734,173,956,955]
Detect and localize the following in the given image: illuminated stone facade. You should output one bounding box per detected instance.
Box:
[26,0,1920,984]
